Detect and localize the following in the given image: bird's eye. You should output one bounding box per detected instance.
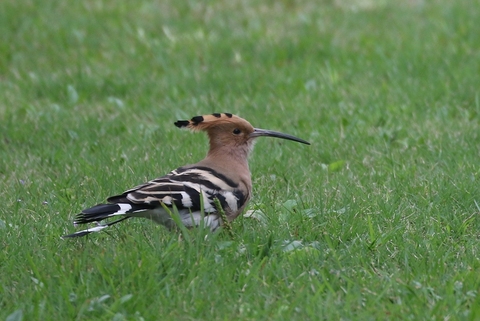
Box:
[233,128,241,135]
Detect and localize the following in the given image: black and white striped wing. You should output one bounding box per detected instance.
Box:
[112,166,246,215]
[64,166,247,238]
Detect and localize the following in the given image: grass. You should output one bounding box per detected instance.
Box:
[1,0,479,319]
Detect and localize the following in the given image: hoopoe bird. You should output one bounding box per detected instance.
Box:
[63,113,309,238]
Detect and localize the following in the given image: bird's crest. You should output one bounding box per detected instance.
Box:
[174,113,251,132]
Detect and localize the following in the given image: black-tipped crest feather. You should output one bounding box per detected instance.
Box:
[174,120,190,128]
[174,113,240,131]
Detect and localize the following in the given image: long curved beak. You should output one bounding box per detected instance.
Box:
[250,128,310,145]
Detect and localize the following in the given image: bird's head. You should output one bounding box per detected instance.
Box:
[175,113,309,157]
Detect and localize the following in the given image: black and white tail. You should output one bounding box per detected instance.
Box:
[62,203,150,238]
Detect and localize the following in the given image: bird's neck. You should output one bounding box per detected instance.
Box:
[195,143,252,191]
[204,144,251,172]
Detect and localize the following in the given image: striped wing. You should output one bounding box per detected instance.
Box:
[63,166,248,238]
[108,166,246,215]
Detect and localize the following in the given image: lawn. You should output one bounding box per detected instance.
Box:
[1,0,479,320]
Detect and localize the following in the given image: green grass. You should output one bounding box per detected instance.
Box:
[1,0,480,319]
